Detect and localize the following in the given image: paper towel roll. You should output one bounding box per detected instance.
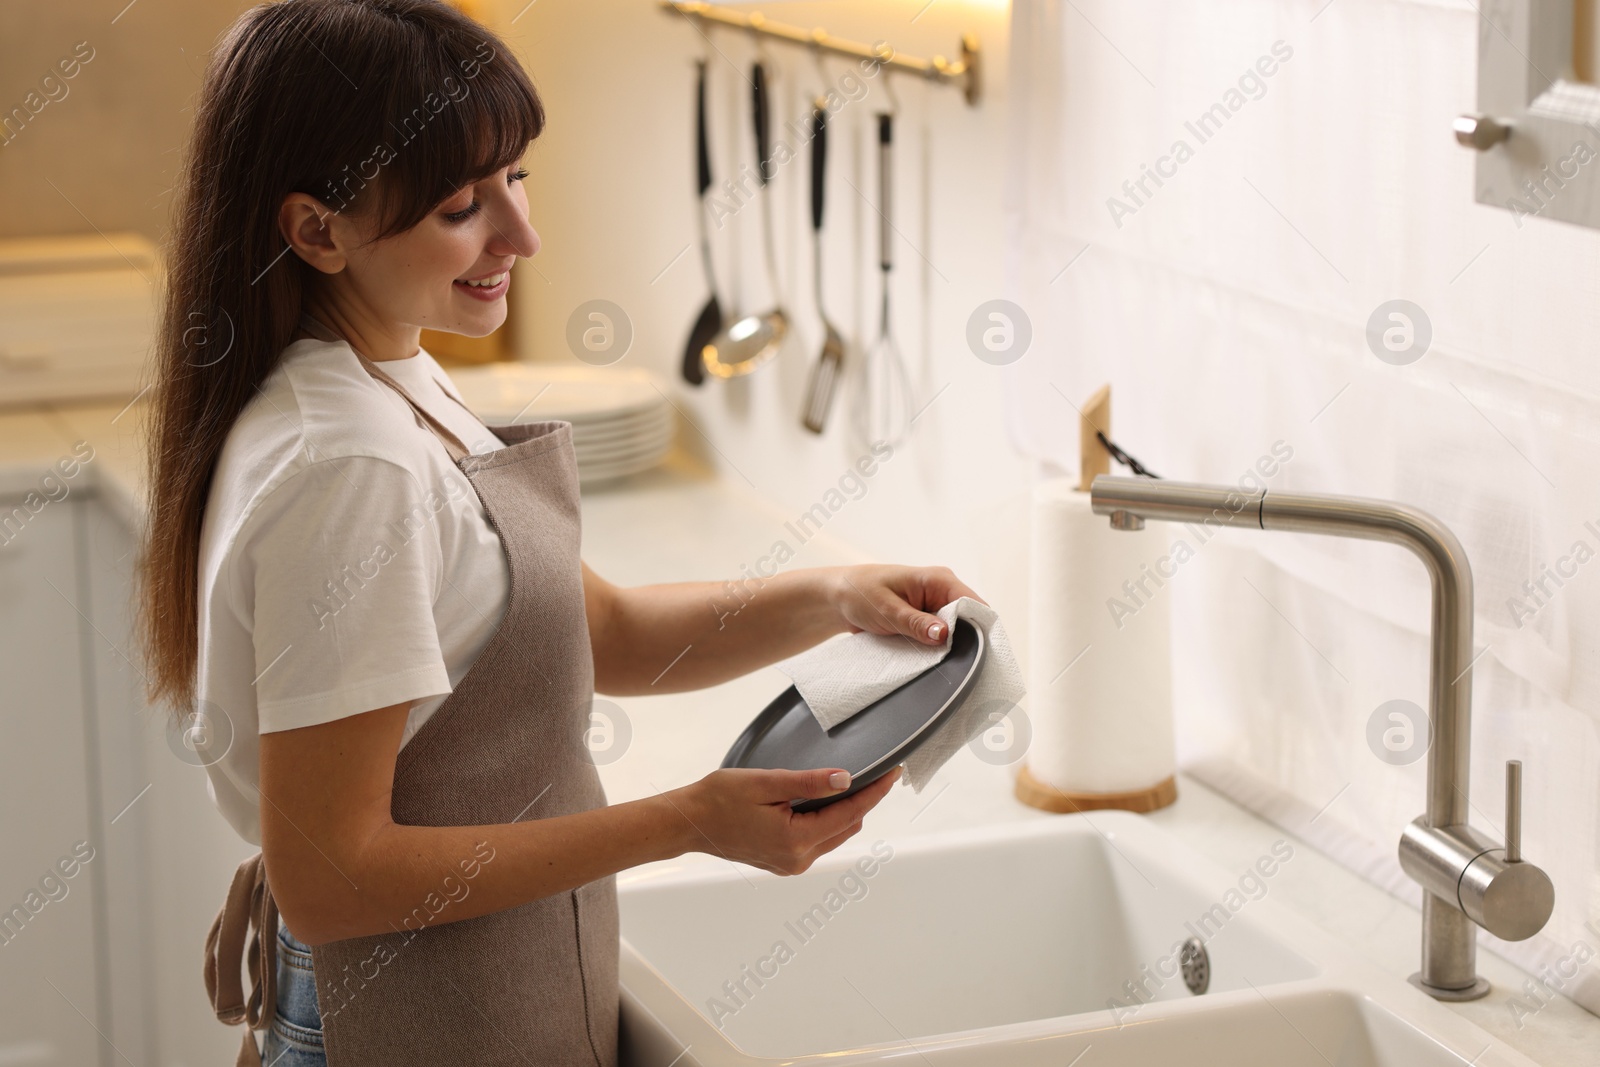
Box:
[1021,479,1175,806]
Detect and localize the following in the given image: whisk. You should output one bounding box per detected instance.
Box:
[854,111,914,450]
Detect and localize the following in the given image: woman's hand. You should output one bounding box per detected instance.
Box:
[829,564,986,647]
[674,766,903,875]
[582,563,986,695]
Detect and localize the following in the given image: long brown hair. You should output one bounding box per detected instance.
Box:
[137,0,543,720]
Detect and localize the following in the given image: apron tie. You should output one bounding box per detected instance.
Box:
[204,851,278,1067]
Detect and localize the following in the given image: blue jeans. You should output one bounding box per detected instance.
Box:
[261,919,326,1067]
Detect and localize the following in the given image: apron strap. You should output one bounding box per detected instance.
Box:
[204,852,278,1067]
[298,313,474,464]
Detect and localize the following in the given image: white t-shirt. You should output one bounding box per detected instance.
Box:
[195,337,511,844]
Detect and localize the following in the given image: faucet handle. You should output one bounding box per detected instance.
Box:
[1505,759,1521,863]
[1455,758,1553,941]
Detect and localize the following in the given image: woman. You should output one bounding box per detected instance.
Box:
[136,2,983,1064]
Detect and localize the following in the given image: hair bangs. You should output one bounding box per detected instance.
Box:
[362,21,543,239]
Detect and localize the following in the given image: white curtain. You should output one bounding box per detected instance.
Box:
[1005,0,1600,1014]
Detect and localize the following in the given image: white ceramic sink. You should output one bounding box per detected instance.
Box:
[615,813,1543,1066]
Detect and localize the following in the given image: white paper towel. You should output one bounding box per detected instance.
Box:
[1026,480,1174,795]
[774,597,1026,792]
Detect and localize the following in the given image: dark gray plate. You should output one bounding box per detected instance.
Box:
[721,619,987,812]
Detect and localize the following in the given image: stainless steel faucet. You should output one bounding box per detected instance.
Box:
[1089,476,1555,1001]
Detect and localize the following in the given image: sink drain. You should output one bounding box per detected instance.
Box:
[1180,937,1210,995]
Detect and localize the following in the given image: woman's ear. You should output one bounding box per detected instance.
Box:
[278,193,347,274]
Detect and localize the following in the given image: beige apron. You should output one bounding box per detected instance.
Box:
[206,348,619,1067]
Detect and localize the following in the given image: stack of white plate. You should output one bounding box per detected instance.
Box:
[447,363,676,485]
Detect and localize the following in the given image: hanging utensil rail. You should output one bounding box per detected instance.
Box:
[658,0,982,106]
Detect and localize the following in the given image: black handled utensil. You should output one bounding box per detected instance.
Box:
[802,101,845,433]
[854,111,912,447]
[753,60,772,182]
[681,59,721,386]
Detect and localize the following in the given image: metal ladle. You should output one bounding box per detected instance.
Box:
[702,58,788,378]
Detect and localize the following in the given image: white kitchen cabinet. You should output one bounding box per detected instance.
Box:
[0,487,254,1067]
[95,501,259,1067]
[0,496,104,1066]
[81,498,157,1066]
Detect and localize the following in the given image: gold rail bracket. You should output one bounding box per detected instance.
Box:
[660,0,982,107]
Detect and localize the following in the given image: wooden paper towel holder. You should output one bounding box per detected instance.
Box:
[1015,764,1178,814]
[1014,382,1179,815]
[1076,382,1113,493]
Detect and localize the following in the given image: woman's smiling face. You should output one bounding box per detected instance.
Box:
[280,161,539,353]
[342,163,539,337]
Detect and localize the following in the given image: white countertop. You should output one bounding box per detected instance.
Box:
[4,398,1594,1065]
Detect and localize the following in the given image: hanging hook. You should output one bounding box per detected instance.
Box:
[870,40,900,116]
[881,71,901,116]
[748,14,774,68]
[809,37,833,111]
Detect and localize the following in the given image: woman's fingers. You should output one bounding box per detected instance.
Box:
[794,766,900,839]
[735,766,853,805]
[807,818,866,862]
[851,581,943,644]
[836,564,988,644]
[878,570,947,644]
[919,565,985,609]
[897,599,947,644]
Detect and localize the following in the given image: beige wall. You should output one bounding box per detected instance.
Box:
[488,0,1034,621]
[0,1,255,243]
